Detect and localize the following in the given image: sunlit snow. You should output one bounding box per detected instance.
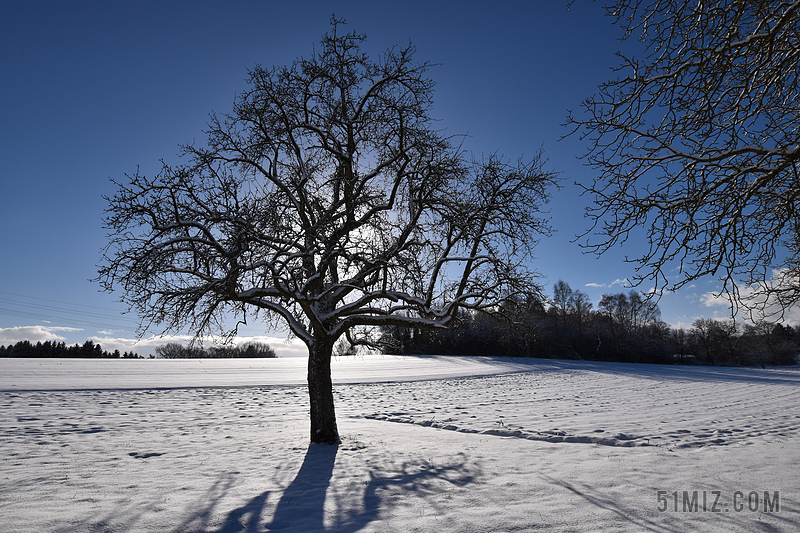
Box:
[1,355,798,532]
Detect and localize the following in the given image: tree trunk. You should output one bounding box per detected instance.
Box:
[307,339,340,444]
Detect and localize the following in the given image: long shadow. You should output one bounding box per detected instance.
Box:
[54,444,476,532]
[327,453,476,532]
[214,490,271,533]
[597,363,800,386]
[192,444,337,533]
[529,358,800,386]
[542,474,685,533]
[198,445,476,532]
[405,354,800,386]
[263,443,339,532]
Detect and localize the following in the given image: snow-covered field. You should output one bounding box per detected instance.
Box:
[1,355,799,532]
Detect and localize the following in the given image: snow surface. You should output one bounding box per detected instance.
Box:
[1,355,799,532]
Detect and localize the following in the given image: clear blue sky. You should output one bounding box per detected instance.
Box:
[0,0,744,354]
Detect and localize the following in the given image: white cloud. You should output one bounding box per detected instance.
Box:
[585,278,631,290]
[700,269,800,325]
[700,292,730,308]
[0,326,83,344]
[231,335,309,357]
[645,286,669,295]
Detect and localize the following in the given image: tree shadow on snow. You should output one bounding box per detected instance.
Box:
[548,359,800,386]
[325,450,476,532]
[184,444,476,533]
[260,443,339,532]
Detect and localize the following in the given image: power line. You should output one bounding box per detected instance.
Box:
[0,292,138,330]
[0,291,128,313]
[0,308,136,330]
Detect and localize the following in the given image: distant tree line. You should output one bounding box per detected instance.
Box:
[154,342,277,359]
[0,340,143,359]
[0,340,278,359]
[379,280,799,367]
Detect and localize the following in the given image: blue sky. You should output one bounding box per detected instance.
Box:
[0,0,751,355]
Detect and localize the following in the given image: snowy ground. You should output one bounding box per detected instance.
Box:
[1,355,799,532]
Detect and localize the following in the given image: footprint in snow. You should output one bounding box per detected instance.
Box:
[128,452,164,459]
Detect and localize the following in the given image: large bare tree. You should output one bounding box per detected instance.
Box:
[569,1,800,317]
[97,21,555,444]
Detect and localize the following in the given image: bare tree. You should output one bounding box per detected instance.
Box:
[568,289,593,334]
[551,279,573,330]
[568,1,800,317]
[598,290,661,355]
[688,318,739,365]
[96,20,556,444]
